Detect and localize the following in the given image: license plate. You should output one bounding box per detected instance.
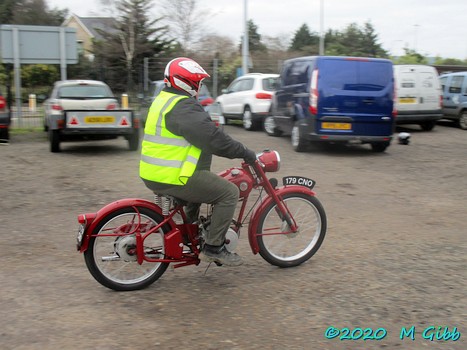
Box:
[399,97,416,104]
[84,116,116,124]
[76,224,85,250]
[283,176,315,189]
[321,122,351,130]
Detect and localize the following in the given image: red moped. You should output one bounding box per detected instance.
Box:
[76,150,327,291]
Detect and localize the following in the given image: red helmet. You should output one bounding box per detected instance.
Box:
[164,57,210,97]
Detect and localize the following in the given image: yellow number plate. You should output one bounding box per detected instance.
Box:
[84,116,115,124]
[399,97,416,104]
[321,122,352,130]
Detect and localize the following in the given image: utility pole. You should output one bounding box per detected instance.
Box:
[319,0,324,55]
[414,24,420,51]
[242,0,249,75]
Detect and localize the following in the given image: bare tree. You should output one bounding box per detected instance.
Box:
[159,0,212,53]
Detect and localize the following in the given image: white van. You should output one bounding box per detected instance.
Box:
[393,65,443,131]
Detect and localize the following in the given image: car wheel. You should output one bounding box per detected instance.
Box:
[264,116,282,136]
[0,127,9,142]
[127,130,140,151]
[420,121,436,131]
[371,142,389,152]
[49,129,60,153]
[242,106,257,131]
[458,111,467,130]
[291,120,308,152]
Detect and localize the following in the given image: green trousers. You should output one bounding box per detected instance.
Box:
[145,170,239,246]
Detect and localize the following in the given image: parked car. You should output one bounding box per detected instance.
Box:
[139,80,214,125]
[439,71,467,130]
[0,88,10,142]
[215,73,279,131]
[393,65,442,131]
[205,102,225,128]
[265,56,395,152]
[43,80,139,152]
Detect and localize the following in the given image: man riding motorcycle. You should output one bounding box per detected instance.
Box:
[140,57,256,266]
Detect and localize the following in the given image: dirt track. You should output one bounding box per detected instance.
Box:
[0,122,465,350]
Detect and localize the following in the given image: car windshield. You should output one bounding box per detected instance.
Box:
[58,85,112,99]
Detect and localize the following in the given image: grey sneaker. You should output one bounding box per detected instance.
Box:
[199,245,243,266]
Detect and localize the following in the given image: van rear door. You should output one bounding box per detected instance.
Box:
[442,74,465,118]
[396,65,441,113]
[316,57,394,137]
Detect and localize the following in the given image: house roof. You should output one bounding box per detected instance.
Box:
[64,14,118,40]
[80,17,118,40]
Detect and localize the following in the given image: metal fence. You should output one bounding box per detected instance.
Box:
[10,105,44,129]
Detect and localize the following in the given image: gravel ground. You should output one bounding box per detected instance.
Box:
[0,121,465,350]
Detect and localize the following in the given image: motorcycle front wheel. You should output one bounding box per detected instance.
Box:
[256,193,327,267]
[84,207,170,291]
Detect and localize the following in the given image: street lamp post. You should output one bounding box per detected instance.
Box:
[413,24,420,51]
[242,0,249,75]
[319,0,324,55]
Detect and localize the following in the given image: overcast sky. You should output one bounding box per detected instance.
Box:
[47,0,467,60]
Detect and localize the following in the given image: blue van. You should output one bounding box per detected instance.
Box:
[264,56,396,152]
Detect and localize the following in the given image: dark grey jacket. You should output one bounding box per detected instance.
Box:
[143,87,249,190]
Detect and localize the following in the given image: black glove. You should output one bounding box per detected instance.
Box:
[243,148,257,165]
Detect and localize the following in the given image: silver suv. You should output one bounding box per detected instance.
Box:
[215,73,279,131]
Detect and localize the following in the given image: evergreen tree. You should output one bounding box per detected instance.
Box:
[289,23,319,53]
[94,0,174,93]
[240,20,267,53]
[325,22,388,58]
[4,0,67,26]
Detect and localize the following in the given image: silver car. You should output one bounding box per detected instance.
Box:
[43,80,139,152]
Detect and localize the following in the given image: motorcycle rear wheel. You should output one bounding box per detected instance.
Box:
[256,193,326,267]
[84,207,170,291]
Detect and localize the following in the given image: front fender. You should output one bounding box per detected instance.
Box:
[78,198,174,253]
[247,186,316,254]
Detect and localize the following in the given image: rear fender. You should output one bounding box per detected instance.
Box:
[247,186,316,254]
[78,198,174,253]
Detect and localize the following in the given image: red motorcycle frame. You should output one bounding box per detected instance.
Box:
[77,150,327,291]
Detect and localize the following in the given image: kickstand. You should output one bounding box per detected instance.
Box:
[203,262,213,275]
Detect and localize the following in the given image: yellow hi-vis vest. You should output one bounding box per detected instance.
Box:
[139,91,202,185]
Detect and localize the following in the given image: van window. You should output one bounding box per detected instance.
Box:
[321,60,391,91]
[283,61,311,85]
[440,76,447,92]
[448,76,464,94]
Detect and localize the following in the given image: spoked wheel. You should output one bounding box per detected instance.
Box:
[256,193,326,267]
[291,121,308,152]
[242,106,258,131]
[84,207,170,291]
[264,115,282,136]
